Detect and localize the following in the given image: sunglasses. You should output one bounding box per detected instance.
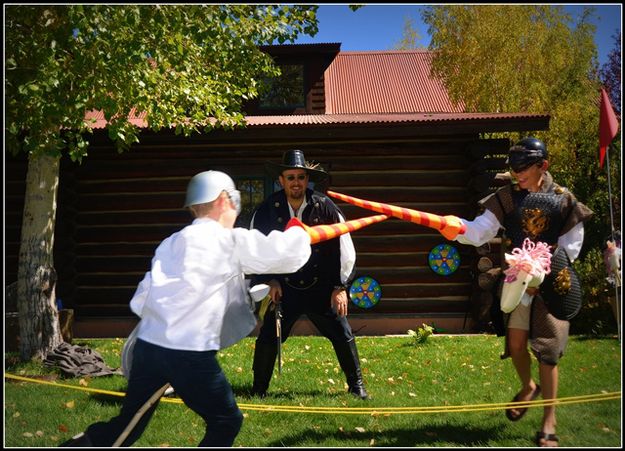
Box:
[226,189,241,215]
[284,174,307,181]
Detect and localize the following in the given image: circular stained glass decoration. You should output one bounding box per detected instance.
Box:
[349,276,382,309]
[428,244,461,276]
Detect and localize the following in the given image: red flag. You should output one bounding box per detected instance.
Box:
[599,87,619,168]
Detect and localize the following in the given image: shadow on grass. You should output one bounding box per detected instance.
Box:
[267,422,513,447]
[232,384,329,400]
[571,334,620,341]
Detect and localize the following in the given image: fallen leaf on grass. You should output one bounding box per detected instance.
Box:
[355,427,366,433]
[23,432,33,438]
[64,401,75,409]
[58,424,69,433]
[36,431,44,437]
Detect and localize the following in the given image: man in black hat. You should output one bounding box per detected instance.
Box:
[448,137,592,447]
[248,149,369,400]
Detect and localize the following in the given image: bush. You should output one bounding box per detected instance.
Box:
[407,323,434,344]
[571,248,619,335]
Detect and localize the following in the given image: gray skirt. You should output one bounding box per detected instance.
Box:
[501,295,570,366]
[529,295,570,365]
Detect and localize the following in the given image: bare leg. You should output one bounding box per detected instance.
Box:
[507,328,539,417]
[537,362,558,445]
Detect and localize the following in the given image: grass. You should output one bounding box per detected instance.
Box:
[4,334,622,447]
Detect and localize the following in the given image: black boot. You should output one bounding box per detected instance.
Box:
[251,341,277,398]
[333,339,369,400]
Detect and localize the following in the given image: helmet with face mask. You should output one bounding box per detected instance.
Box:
[183,170,241,214]
[507,137,548,173]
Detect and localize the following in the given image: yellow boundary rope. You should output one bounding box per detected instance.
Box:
[5,373,620,415]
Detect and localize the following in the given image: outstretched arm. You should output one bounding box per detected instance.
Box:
[454,210,501,247]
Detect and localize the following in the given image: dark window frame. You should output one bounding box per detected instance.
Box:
[258,63,306,111]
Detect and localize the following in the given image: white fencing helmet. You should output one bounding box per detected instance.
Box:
[183,170,241,214]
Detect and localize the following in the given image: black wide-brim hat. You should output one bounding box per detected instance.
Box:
[265,149,328,183]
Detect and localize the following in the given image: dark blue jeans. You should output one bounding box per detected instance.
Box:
[85,339,243,447]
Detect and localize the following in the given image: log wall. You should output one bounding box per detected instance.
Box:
[5,136,510,331]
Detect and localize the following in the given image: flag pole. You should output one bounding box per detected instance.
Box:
[605,142,616,243]
[605,142,621,342]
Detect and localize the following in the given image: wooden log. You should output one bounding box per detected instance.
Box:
[478,267,502,291]
[477,256,493,272]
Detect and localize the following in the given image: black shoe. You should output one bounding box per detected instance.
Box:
[59,432,93,447]
[250,387,267,398]
[348,383,370,400]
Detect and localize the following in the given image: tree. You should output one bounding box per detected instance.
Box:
[599,31,621,116]
[393,16,426,50]
[5,4,319,361]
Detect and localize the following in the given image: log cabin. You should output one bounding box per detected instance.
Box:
[5,43,549,338]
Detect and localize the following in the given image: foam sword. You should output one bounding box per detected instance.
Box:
[326,190,466,241]
[285,213,389,244]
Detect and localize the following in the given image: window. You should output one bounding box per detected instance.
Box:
[259,64,305,110]
[234,177,268,228]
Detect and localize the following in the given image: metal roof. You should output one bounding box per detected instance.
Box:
[325,51,465,114]
[84,111,547,129]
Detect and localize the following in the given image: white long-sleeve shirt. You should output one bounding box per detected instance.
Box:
[130,217,311,351]
[455,209,585,262]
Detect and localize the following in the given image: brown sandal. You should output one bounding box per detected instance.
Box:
[505,385,541,421]
[536,431,559,447]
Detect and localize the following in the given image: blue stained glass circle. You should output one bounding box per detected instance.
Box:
[428,244,461,276]
[349,276,382,309]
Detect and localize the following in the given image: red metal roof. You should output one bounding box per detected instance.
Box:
[84,111,546,129]
[325,51,465,114]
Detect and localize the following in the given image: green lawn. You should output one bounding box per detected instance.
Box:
[4,334,621,447]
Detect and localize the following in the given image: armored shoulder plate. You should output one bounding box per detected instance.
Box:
[540,246,582,320]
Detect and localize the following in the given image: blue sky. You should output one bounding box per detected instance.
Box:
[293,4,621,67]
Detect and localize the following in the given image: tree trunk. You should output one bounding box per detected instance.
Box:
[17,153,63,361]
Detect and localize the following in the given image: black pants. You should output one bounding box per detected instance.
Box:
[256,285,354,346]
[85,339,243,447]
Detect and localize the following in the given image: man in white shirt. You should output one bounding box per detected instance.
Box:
[60,170,311,447]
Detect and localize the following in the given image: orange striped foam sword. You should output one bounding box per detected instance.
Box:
[326,190,466,241]
[285,214,389,244]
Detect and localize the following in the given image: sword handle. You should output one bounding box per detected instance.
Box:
[276,303,283,375]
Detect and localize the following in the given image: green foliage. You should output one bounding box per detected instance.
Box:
[393,17,427,50]
[407,323,434,344]
[5,5,319,162]
[571,248,619,335]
